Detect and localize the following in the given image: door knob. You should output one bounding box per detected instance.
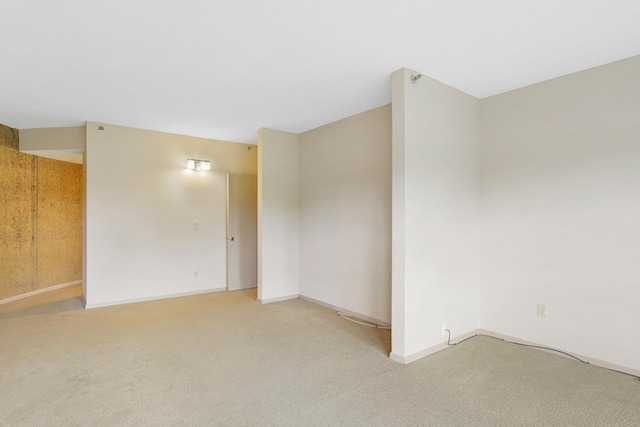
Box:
[229,237,235,241]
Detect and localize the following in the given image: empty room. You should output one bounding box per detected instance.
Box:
[1,1,639,426]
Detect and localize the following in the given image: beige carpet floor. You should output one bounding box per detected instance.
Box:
[1,286,639,426]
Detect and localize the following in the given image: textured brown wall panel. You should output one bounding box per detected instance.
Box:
[0,124,19,150]
[0,146,37,299]
[63,162,83,284]
[36,157,83,290]
[35,157,61,288]
[0,124,83,301]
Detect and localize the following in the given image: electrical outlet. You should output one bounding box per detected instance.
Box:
[537,303,547,317]
[442,323,448,336]
[193,221,199,231]
[194,271,199,278]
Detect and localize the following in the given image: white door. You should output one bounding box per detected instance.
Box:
[227,174,257,290]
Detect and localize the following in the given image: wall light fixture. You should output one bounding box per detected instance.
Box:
[187,159,211,171]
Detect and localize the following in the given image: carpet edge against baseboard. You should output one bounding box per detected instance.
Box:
[0,280,82,306]
[476,329,640,378]
[298,294,390,327]
[390,328,640,377]
[85,287,227,309]
[390,329,480,365]
[258,294,299,304]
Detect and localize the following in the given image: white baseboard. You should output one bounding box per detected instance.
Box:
[0,280,82,306]
[258,294,299,304]
[477,329,640,378]
[85,287,227,309]
[390,329,479,364]
[299,294,390,327]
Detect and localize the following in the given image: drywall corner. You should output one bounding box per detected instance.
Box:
[391,68,408,358]
[297,105,392,324]
[257,128,300,302]
[391,67,481,359]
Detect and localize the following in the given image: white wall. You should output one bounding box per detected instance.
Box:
[257,128,300,302]
[298,105,392,323]
[479,55,640,371]
[392,68,480,361]
[85,122,256,307]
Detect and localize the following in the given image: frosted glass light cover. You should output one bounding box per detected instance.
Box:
[200,161,211,171]
[187,159,196,170]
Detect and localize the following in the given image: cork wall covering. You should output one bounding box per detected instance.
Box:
[0,124,19,150]
[0,124,82,300]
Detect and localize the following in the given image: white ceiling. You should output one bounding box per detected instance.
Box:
[1,1,639,144]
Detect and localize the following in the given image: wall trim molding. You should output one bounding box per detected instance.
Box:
[0,280,82,306]
[390,329,479,364]
[299,294,390,327]
[85,287,227,309]
[258,294,299,304]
